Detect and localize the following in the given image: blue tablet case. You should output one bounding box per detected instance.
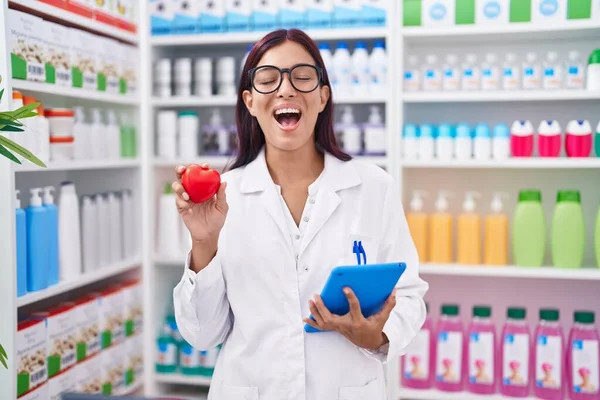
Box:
[304,262,406,333]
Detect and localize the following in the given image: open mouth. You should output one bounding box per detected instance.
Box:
[274,107,302,129]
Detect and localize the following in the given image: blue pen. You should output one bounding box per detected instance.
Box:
[353,240,367,265]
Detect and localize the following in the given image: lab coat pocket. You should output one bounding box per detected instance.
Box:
[338,377,381,400]
[217,383,259,400]
[337,234,379,267]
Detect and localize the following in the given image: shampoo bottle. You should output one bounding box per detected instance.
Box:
[484,192,509,266]
[406,191,429,263]
[457,191,482,265]
[58,181,82,281]
[538,120,562,158]
[500,307,532,397]
[81,195,98,273]
[566,120,593,158]
[513,190,546,267]
[15,190,27,297]
[338,106,362,155]
[551,190,585,269]
[43,186,59,286]
[418,124,435,160]
[467,306,496,394]
[429,191,454,263]
[454,123,472,160]
[492,123,511,160]
[511,120,535,157]
[435,304,464,392]
[473,123,492,160]
[436,124,454,160]
[402,302,435,389]
[595,121,600,157]
[96,193,110,268]
[403,123,419,160]
[567,311,600,400]
[108,192,123,263]
[534,309,564,400]
[26,188,49,292]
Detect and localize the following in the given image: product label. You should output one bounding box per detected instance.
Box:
[100,289,125,349]
[481,67,499,90]
[462,68,480,90]
[157,342,177,366]
[543,67,561,89]
[423,69,441,91]
[571,339,599,394]
[523,66,540,89]
[75,298,101,361]
[404,70,420,91]
[436,331,462,383]
[123,282,143,337]
[76,355,102,394]
[404,329,430,381]
[502,67,520,90]
[48,367,77,400]
[443,67,459,90]
[536,335,562,388]
[566,65,584,88]
[17,321,48,397]
[180,344,201,368]
[469,332,494,385]
[503,333,529,386]
[8,10,47,82]
[201,347,220,368]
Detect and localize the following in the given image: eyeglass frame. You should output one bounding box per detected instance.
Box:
[247,63,324,94]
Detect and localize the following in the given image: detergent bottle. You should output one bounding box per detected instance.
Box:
[566,120,593,158]
[26,188,49,292]
[534,309,565,400]
[500,307,532,397]
[435,304,464,392]
[567,311,600,400]
[538,120,562,158]
[467,305,496,394]
[551,190,585,269]
[513,190,546,267]
[428,191,454,263]
[511,120,535,157]
[402,302,435,389]
[484,192,509,266]
[406,191,429,263]
[457,191,482,265]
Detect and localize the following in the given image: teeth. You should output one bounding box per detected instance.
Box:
[275,108,300,115]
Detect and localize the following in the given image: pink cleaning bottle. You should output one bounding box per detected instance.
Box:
[538,120,562,158]
[467,305,496,394]
[534,308,565,400]
[567,311,600,400]
[511,120,535,157]
[435,304,464,392]
[500,307,532,398]
[566,120,593,158]
[402,303,435,389]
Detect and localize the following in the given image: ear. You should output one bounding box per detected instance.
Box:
[318,85,330,113]
[242,90,256,117]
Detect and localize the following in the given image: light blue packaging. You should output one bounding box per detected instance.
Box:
[15,190,27,297]
[403,123,420,138]
[280,0,306,28]
[362,0,387,26]
[456,123,471,138]
[252,0,279,30]
[333,0,361,27]
[493,123,510,138]
[474,123,491,138]
[226,0,252,31]
[26,188,48,292]
[419,124,436,138]
[43,186,59,287]
[172,0,200,34]
[200,0,226,32]
[306,0,333,28]
[438,123,455,138]
[150,0,175,35]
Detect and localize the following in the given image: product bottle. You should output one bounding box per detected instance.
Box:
[467,306,496,394]
[542,51,562,90]
[36,104,50,164]
[178,110,200,160]
[81,195,98,273]
[72,106,88,160]
[403,123,419,160]
[566,51,585,89]
[26,188,49,292]
[503,53,521,91]
[90,108,106,160]
[156,325,178,374]
[59,181,82,281]
[566,120,593,158]
[551,190,585,268]
[96,193,110,268]
[510,120,535,157]
[418,124,435,160]
[513,190,546,267]
[107,110,121,160]
[108,192,123,264]
[158,183,181,259]
[455,123,473,160]
[423,54,441,92]
[201,345,221,376]
[567,311,600,400]
[43,186,59,286]
[180,340,202,375]
[406,191,429,263]
[436,124,454,160]
[534,309,564,400]
[15,190,27,297]
[457,191,482,265]
[595,121,600,158]
[522,52,541,90]
[492,123,511,160]
[484,192,509,265]
[22,96,39,158]
[442,54,460,91]
[596,205,600,268]
[363,106,386,156]
[332,42,352,97]
[462,54,480,91]
[404,55,421,92]
[203,109,230,156]
[429,191,454,263]
[500,307,532,398]
[402,302,435,389]
[350,41,369,96]
[473,123,492,160]
[586,49,600,91]
[122,189,135,259]
[336,106,362,155]
[9,91,25,160]
[481,53,500,91]
[538,120,562,158]
[435,304,464,392]
[318,43,332,77]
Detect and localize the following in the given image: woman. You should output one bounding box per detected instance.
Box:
[172,29,428,400]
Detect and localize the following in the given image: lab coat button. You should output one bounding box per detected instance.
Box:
[303,216,309,222]
[189,278,194,285]
[309,198,315,204]
[295,234,300,240]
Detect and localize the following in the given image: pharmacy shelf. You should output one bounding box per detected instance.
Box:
[154,373,212,387]
[152,95,388,107]
[17,258,141,307]
[400,158,600,169]
[11,79,140,106]
[153,157,234,168]
[14,159,140,172]
[399,388,536,400]
[419,263,600,281]
[402,90,600,103]
[9,0,138,44]
[121,380,144,395]
[151,27,388,47]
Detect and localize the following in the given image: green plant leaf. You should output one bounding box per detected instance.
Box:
[0,343,7,358]
[0,136,46,167]
[0,88,4,102]
[1,125,24,132]
[0,144,21,164]
[0,118,23,127]
[9,103,40,120]
[0,345,7,369]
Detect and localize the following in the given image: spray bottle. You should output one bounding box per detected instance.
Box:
[457,191,482,265]
[484,192,509,266]
[406,191,429,263]
[428,191,453,263]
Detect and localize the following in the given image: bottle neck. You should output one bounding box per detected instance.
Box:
[574,322,598,332]
[539,320,560,329]
[472,316,491,323]
[506,318,527,327]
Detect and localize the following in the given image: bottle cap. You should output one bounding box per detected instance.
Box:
[557,190,581,203]
[419,124,435,138]
[441,304,459,316]
[23,95,37,106]
[368,106,383,125]
[466,53,477,63]
[537,120,561,136]
[518,190,542,202]
[566,119,592,135]
[507,307,526,320]
[490,192,508,212]
[546,51,559,62]
[462,191,480,212]
[588,49,600,65]
[15,190,21,209]
[43,186,55,205]
[485,53,497,63]
[446,54,458,64]
[506,53,517,63]
[437,124,453,138]
[526,52,538,62]
[568,51,580,61]
[511,120,534,137]
[455,123,471,138]
[473,306,491,318]
[355,41,367,50]
[540,308,559,322]
[493,123,510,138]
[410,191,428,212]
[435,191,452,212]
[336,42,349,50]
[29,188,43,207]
[574,311,595,324]
[408,55,418,65]
[318,43,330,51]
[426,54,437,64]
[210,109,223,125]
[474,123,490,138]
[373,40,385,49]
[178,110,199,117]
[403,123,419,138]
[12,90,23,100]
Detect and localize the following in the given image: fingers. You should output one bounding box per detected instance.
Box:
[303,317,320,330]
[309,300,325,326]
[343,287,363,320]
[371,289,397,322]
[216,181,228,209]
[175,165,186,180]
[313,295,335,324]
[175,196,192,213]
[171,180,190,201]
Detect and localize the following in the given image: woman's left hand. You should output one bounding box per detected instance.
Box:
[303,288,396,351]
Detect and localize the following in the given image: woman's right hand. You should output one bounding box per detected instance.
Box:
[172,164,228,246]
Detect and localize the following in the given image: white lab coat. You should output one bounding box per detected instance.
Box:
[173,148,429,400]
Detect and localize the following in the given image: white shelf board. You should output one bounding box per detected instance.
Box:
[151,28,388,46]
[11,79,140,105]
[419,263,600,281]
[154,373,212,386]
[400,158,600,169]
[9,0,138,44]
[402,90,600,103]
[17,258,141,307]
[153,157,234,168]
[152,95,387,107]
[121,380,144,395]
[399,388,536,400]
[14,159,140,172]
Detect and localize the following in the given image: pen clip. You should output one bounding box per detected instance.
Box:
[358,241,367,265]
[353,240,367,265]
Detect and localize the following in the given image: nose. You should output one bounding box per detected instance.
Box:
[277,72,296,98]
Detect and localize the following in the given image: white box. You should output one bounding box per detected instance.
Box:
[70,28,97,90]
[200,0,226,32]
[73,295,101,362]
[101,344,126,395]
[150,0,175,35]
[121,44,138,96]
[422,0,456,26]
[100,286,125,349]
[226,0,252,31]
[44,21,72,87]
[531,0,567,24]
[75,353,102,394]
[17,319,47,398]
[173,0,200,33]
[125,333,144,388]
[122,280,143,337]
[98,37,120,93]
[18,382,47,400]
[593,0,600,21]
[475,0,510,24]
[7,9,46,82]
[48,366,77,400]
[306,0,334,28]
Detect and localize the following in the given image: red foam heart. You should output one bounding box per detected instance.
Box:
[181,164,221,203]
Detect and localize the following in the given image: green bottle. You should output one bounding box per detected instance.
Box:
[595,205,600,268]
[595,121,600,158]
[513,190,546,267]
[551,190,585,268]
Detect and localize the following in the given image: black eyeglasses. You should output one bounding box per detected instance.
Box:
[248,64,323,94]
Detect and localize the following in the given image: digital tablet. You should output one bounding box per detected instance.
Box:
[304,262,407,333]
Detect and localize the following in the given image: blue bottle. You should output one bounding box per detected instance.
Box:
[15,190,27,297]
[26,188,48,292]
[43,186,59,286]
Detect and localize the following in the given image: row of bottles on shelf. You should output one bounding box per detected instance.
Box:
[15,182,137,297]
[334,106,386,156]
[403,120,600,161]
[156,314,220,377]
[406,189,600,268]
[405,50,600,92]
[17,279,143,398]
[402,304,600,400]
[150,0,387,36]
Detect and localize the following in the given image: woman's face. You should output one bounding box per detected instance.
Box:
[242,41,330,153]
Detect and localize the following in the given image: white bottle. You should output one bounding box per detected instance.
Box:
[96,193,110,268]
[90,108,106,160]
[72,107,88,160]
[423,55,441,92]
[58,181,82,281]
[157,110,178,159]
[436,124,454,160]
[216,57,236,96]
[332,42,352,97]
[404,55,421,92]
[158,183,180,259]
[120,190,133,259]
[175,57,192,97]
[24,105,39,160]
[565,51,585,89]
[363,106,386,155]
[178,111,200,160]
[542,51,562,90]
[351,41,370,96]
[318,43,333,77]
[418,124,435,160]
[107,110,121,159]
[462,54,481,91]
[502,53,521,90]
[369,40,387,95]
[36,105,50,164]
[107,192,123,263]
[455,123,473,160]
[492,123,510,160]
[81,195,98,273]
[481,53,500,90]
[473,123,492,160]
[208,109,230,155]
[194,57,213,98]
[338,106,362,155]
[442,54,460,91]
[522,52,541,90]
[403,124,419,160]
[155,58,172,98]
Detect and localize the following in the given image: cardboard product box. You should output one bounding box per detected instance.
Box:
[75,353,102,394]
[48,366,77,400]
[44,21,72,86]
[70,28,97,90]
[17,382,47,400]
[332,0,362,28]
[72,295,101,362]
[100,344,126,395]
[226,0,252,31]
[124,333,143,388]
[279,0,306,28]
[121,43,139,95]
[306,0,334,28]
[94,0,118,26]
[361,0,387,26]
[32,304,77,379]
[173,0,200,33]
[199,0,226,32]
[252,0,279,31]
[114,0,138,32]
[8,9,47,82]
[100,285,125,349]
[531,0,567,24]
[16,319,47,398]
[150,0,175,35]
[475,0,510,24]
[122,279,143,337]
[97,36,121,93]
